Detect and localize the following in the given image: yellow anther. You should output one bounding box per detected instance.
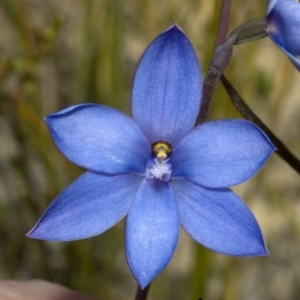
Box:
[151,141,172,159]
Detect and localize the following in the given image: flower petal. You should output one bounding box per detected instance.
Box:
[266,0,300,70]
[27,172,142,241]
[266,0,278,15]
[131,24,202,146]
[267,33,300,71]
[172,119,275,188]
[45,104,150,174]
[172,179,268,256]
[125,179,179,288]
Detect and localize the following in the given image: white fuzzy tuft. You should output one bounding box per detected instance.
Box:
[148,159,172,180]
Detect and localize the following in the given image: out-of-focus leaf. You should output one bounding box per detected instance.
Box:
[229,19,267,45]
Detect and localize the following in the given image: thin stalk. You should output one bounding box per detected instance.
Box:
[216,0,232,48]
[197,0,232,124]
[221,74,300,175]
[134,284,151,300]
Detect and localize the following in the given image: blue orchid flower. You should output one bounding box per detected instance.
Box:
[28,24,275,288]
[266,0,300,70]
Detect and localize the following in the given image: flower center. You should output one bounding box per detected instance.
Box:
[146,141,173,182]
[151,141,172,159]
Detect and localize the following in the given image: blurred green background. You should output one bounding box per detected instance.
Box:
[0,0,300,299]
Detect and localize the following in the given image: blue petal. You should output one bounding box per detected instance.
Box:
[27,172,142,241]
[266,0,300,70]
[172,120,275,188]
[45,104,150,174]
[125,179,179,288]
[131,24,202,146]
[268,33,300,71]
[172,179,268,256]
[266,0,278,15]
